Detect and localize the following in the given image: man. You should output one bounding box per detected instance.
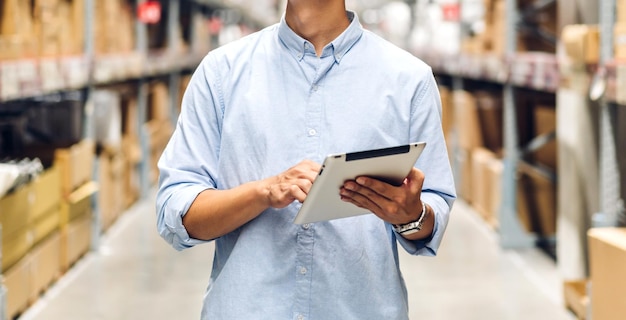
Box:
[156,0,456,319]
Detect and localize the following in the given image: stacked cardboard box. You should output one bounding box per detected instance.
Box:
[471,148,503,228]
[0,0,136,61]
[92,89,130,229]
[452,89,504,227]
[0,167,63,319]
[54,140,97,271]
[453,90,482,204]
[463,0,558,55]
[94,0,135,55]
[0,0,38,60]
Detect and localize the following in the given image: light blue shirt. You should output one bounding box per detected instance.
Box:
[157,12,456,320]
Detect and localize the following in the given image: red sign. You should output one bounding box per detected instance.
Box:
[138,1,161,24]
[441,3,460,22]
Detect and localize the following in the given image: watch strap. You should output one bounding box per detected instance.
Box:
[393,202,427,235]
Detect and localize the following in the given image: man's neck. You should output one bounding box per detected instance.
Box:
[285,0,350,56]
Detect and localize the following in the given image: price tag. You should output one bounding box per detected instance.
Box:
[138,1,161,24]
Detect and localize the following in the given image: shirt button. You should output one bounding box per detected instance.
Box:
[302,223,310,230]
[312,84,319,91]
[300,267,307,275]
[308,129,317,136]
[297,315,305,320]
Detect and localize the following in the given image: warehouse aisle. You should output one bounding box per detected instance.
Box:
[20,190,575,320]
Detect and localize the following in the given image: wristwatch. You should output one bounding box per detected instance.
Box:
[393,202,427,235]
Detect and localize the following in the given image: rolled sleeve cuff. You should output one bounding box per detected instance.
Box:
[396,193,452,256]
[159,184,214,251]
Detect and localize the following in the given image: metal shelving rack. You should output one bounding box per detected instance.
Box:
[415,0,626,256]
[0,1,273,318]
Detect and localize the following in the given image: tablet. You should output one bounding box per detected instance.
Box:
[293,142,427,224]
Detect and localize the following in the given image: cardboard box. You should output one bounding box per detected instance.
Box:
[561,24,600,64]
[3,255,31,319]
[454,90,483,150]
[94,0,134,54]
[30,207,61,245]
[1,0,34,37]
[533,105,557,170]
[475,91,503,153]
[149,82,171,121]
[0,184,31,240]
[55,139,96,196]
[98,151,126,231]
[2,230,34,271]
[563,279,589,320]
[60,181,98,225]
[29,232,62,302]
[588,228,626,320]
[517,162,557,236]
[471,148,494,220]
[619,0,626,23]
[29,166,61,223]
[470,148,502,228]
[122,95,138,137]
[60,213,92,271]
[457,147,473,204]
[0,166,60,270]
[484,156,503,228]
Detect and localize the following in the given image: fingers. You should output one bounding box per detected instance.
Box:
[340,168,426,224]
[266,160,321,208]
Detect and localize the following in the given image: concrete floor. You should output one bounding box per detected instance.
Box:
[19,192,575,320]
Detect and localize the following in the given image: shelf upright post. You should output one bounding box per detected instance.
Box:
[83,0,102,252]
[499,0,536,248]
[594,0,622,228]
[168,0,182,127]
[136,0,151,198]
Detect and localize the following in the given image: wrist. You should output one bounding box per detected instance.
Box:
[393,202,427,235]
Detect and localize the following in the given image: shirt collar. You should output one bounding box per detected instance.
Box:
[278,11,363,63]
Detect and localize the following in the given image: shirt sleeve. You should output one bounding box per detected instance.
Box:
[396,66,456,256]
[156,55,224,251]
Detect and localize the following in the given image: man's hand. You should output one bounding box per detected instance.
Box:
[339,167,425,225]
[265,160,321,208]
